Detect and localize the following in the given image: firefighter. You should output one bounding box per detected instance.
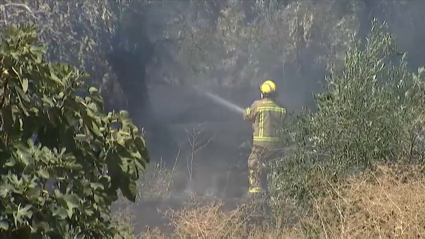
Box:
[243,80,286,195]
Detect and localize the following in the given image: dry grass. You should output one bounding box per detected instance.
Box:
[138,158,178,201]
[112,198,137,238]
[135,163,425,239]
[140,197,301,239]
[166,200,250,238]
[308,164,425,238]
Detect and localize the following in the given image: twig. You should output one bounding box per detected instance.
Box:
[314,198,330,239]
[1,3,36,18]
[221,162,233,196]
[185,123,212,184]
[164,148,181,200]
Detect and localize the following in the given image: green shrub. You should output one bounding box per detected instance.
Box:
[269,19,425,214]
[0,25,149,238]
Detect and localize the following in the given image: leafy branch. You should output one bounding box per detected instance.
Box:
[0,24,149,238]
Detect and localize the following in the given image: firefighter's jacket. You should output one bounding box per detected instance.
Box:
[243,98,286,148]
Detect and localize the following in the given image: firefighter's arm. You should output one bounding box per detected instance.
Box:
[243,103,256,121]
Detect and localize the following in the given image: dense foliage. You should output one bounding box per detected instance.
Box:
[2,0,425,100]
[0,25,149,238]
[269,20,425,214]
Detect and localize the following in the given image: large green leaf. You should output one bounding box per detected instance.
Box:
[52,207,67,220]
[37,169,49,179]
[120,179,137,202]
[63,194,80,218]
[15,204,33,222]
[27,187,41,199]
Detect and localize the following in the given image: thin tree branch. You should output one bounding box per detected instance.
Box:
[1,3,36,19]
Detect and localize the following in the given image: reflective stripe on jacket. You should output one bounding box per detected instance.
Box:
[243,98,286,148]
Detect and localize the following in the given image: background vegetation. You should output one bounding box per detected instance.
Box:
[3,0,425,126]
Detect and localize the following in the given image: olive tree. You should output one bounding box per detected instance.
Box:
[269,20,425,213]
[170,0,363,109]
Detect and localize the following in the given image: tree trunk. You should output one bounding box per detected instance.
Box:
[107,47,179,164]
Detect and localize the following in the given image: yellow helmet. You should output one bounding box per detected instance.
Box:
[260,80,277,94]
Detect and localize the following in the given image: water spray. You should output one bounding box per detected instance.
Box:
[192,86,245,115]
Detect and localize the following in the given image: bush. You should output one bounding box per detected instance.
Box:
[304,164,425,238]
[269,19,425,212]
[0,25,149,238]
[158,198,299,239]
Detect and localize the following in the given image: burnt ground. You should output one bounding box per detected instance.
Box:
[112,85,305,235]
[119,120,252,235]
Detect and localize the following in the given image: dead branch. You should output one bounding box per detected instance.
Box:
[1,3,35,18]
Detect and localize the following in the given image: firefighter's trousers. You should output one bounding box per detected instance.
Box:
[247,145,281,194]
